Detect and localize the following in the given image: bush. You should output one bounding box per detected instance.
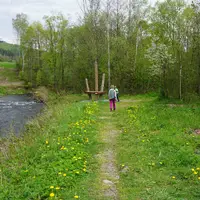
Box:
[34,86,49,103]
[183,92,200,103]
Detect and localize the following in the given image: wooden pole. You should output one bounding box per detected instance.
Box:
[85,78,90,92]
[101,73,105,92]
[95,60,98,92]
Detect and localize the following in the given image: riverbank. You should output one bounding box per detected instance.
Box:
[0,94,98,199]
[1,95,200,199]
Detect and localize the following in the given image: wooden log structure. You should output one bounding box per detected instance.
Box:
[85,61,106,100]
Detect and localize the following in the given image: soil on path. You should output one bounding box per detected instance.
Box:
[96,106,121,200]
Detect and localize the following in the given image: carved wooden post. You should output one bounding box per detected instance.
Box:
[85,78,90,92]
[95,60,98,92]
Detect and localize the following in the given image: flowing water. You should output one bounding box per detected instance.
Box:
[0,94,44,137]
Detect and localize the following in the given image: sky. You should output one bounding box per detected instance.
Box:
[0,0,190,44]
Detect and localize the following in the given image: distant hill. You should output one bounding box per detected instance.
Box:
[0,40,19,60]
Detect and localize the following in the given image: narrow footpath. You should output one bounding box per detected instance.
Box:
[95,102,121,200]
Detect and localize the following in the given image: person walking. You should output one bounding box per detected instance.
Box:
[115,86,120,102]
[108,85,116,111]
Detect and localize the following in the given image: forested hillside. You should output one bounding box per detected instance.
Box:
[0,40,19,61]
[12,0,200,100]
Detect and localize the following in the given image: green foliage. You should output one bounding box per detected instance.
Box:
[11,0,200,100]
[0,41,19,61]
[36,70,42,86]
[0,98,99,199]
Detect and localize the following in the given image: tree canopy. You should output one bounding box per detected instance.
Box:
[12,0,200,100]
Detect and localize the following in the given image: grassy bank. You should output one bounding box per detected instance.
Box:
[0,95,99,199]
[0,86,25,96]
[0,61,16,68]
[116,97,200,199]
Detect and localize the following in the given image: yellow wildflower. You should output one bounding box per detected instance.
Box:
[50,193,55,197]
[63,173,67,177]
[50,186,54,189]
[58,172,62,175]
[197,168,200,171]
[198,177,200,180]
[46,140,49,144]
[56,186,60,190]
[194,171,198,175]
[192,168,195,172]
[74,195,79,199]
[60,146,65,150]
[172,176,176,179]
[83,168,86,172]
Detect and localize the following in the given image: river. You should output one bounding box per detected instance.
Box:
[0,94,44,137]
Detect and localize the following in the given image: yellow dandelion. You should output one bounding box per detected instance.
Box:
[194,171,198,175]
[197,168,200,171]
[56,186,60,190]
[46,140,49,144]
[192,168,195,172]
[50,186,54,189]
[172,176,176,179]
[50,193,55,197]
[63,173,67,177]
[74,195,79,199]
[198,177,200,180]
[60,146,65,150]
[83,168,86,172]
[58,172,62,175]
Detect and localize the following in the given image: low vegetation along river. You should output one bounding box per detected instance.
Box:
[0,94,44,137]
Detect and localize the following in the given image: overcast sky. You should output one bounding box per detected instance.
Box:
[0,0,190,44]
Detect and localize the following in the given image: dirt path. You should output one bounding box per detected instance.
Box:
[96,107,121,200]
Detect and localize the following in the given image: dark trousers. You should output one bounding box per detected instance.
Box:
[116,94,120,102]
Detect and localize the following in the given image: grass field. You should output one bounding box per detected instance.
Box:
[115,97,200,199]
[0,61,16,68]
[1,94,200,199]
